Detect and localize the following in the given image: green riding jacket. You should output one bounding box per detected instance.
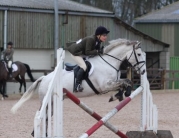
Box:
[67,35,100,56]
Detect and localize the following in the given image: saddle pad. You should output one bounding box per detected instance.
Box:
[12,64,18,72]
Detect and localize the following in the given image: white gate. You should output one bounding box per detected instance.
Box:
[34,48,65,138]
[141,73,158,133]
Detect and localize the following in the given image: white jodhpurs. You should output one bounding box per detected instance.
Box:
[71,54,87,71]
[8,60,12,68]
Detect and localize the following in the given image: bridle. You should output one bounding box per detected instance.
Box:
[126,45,146,71]
[99,45,146,80]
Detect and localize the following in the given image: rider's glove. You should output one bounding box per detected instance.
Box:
[98,46,104,54]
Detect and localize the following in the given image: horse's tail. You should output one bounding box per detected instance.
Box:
[23,63,35,82]
[11,76,44,114]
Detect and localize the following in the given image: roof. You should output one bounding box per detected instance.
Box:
[134,1,179,23]
[0,0,113,14]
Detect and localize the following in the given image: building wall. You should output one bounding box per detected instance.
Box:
[8,11,54,49]
[174,24,179,56]
[0,11,4,46]
[0,10,169,71]
[161,24,175,57]
[160,51,170,70]
[135,23,162,40]
[0,10,166,51]
[13,49,74,69]
[135,23,177,57]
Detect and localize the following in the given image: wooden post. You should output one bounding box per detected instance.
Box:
[172,72,175,89]
[127,68,132,80]
[161,69,165,89]
[163,70,166,90]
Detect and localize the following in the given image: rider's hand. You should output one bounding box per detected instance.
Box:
[98,46,104,54]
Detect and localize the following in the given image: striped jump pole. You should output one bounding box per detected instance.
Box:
[78,86,143,138]
[63,88,127,138]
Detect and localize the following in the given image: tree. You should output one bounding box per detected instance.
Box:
[71,0,179,25]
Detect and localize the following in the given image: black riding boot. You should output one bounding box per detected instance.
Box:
[8,68,12,78]
[74,68,85,92]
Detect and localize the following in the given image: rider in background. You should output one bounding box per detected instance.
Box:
[3,41,14,78]
[67,26,110,92]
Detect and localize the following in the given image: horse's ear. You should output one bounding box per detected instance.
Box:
[135,41,141,49]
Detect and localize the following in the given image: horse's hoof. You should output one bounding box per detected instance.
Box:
[109,96,113,102]
[31,131,34,137]
[118,96,123,101]
[4,94,8,98]
[124,86,132,97]
[115,91,123,101]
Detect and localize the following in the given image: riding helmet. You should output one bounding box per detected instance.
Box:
[95,26,110,35]
[7,41,13,46]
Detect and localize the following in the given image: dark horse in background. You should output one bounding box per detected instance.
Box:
[0,60,35,100]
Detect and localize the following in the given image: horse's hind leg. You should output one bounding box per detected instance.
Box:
[20,75,26,93]
[15,76,23,94]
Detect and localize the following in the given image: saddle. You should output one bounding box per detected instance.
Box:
[66,61,91,78]
[65,61,100,94]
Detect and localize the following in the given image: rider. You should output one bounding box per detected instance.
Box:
[3,41,14,78]
[67,26,110,92]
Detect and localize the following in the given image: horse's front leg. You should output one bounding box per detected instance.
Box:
[108,79,133,102]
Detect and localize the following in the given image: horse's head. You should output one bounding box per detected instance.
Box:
[125,41,146,75]
[104,38,146,75]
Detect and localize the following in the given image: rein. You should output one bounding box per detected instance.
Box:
[98,45,145,80]
[98,53,122,80]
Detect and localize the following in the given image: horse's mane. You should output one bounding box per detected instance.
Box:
[104,38,131,53]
